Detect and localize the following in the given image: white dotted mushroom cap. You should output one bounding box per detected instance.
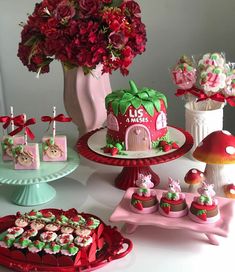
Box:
[193,130,235,164]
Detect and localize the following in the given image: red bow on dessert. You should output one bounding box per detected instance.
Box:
[9,118,36,140]
[41,114,72,124]
[175,86,201,98]
[0,114,25,129]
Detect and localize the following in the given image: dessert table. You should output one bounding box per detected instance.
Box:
[0,138,235,272]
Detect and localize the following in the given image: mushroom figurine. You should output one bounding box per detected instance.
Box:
[184,169,205,193]
[224,183,235,199]
[193,130,235,196]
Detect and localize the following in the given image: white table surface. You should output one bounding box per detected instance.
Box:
[0,145,235,272]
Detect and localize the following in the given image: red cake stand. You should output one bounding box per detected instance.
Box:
[77,126,193,190]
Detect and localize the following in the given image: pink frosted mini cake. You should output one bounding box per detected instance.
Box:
[159,178,188,218]
[189,182,220,224]
[13,144,40,170]
[130,174,158,214]
[42,136,67,161]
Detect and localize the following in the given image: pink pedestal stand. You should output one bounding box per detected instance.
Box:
[110,188,235,246]
[77,126,193,190]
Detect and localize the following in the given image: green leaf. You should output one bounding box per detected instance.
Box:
[152,97,161,112]
[129,80,139,94]
[105,96,114,108]
[142,101,154,116]
[111,0,123,7]
[122,92,134,101]
[120,100,131,115]
[146,88,157,97]
[137,92,149,100]
[131,98,142,109]
[111,100,119,116]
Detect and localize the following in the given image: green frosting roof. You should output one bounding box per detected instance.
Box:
[105,80,167,116]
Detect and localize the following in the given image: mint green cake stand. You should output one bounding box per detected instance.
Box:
[0,147,79,206]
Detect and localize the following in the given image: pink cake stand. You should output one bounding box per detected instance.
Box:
[110,188,235,246]
[77,126,193,190]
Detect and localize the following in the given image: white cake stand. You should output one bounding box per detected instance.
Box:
[0,147,79,206]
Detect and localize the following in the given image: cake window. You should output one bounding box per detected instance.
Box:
[107,113,119,131]
[156,112,167,130]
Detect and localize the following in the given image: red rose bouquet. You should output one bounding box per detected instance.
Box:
[18,0,147,76]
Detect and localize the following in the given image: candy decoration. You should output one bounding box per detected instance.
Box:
[9,116,36,144]
[41,107,71,162]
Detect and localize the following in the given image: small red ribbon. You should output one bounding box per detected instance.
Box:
[197,93,226,103]
[9,118,36,140]
[0,114,25,129]
[226,96,235,107]
[175,86,201,98]
[41,114,72,124]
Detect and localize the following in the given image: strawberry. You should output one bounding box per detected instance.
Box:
[161,204,170,214]
[197,210,207,221]
[42,211,52,218]
[86,218,93,226]
[162,144,172,152]
[102,146,111,153]
[171,142,179,149]
[134,201,143,211]
[159,141,168,147]
[29,210,37,216]
[110,147,119,156]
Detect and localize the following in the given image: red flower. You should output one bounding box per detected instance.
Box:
[79,0,100,17]
[109,31,127,50]
[54,0,76,22]
[18,0,147,76]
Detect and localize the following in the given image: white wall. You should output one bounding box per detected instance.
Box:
[0,0,234,141]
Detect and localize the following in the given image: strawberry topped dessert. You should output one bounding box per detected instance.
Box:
[130,174,158,214]
[159,177,188,218]
[189,181,220,224]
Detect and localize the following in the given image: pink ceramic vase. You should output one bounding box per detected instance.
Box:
[63,64,112,136]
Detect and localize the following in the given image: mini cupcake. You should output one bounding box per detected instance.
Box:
[14,237,31,249]
[75,227,91,237]
[44,242,61,254]
[45,223,60,232]
[56,234,74,246]
[61,225,74,234]
[69,215,86,227]
[85,217,100,230]
[61,243,79,256]
[22,228,38,238]
[7,227,24,237]
[30,220,45,230]
[15,217,29,228]
[40,231,57,243]
[74,236,92,247]
[56,215,69,225]
[40,211,56,223]
[26,210,42,220]
[0,235,15,248]
[28,240,45,253]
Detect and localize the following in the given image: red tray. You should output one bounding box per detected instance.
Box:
[0,208,132,272]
